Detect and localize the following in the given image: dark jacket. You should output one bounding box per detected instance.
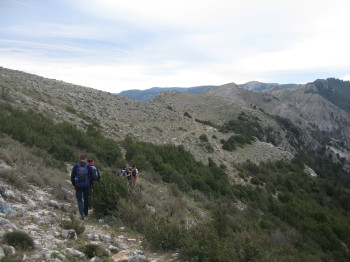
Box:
[71,161,94,188]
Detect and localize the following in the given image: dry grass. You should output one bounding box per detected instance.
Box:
[0,134,73,200]
[0,169,27,190]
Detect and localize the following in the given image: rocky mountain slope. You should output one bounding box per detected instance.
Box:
[1,65,349,180]
[205,80,350,166]
[0,67,295,179]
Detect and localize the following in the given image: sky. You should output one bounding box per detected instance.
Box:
[1,0,350,93]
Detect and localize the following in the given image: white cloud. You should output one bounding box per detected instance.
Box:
[1,0,350,92]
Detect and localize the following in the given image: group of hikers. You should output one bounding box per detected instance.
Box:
[70,153,138,220]
[120,165,139,187]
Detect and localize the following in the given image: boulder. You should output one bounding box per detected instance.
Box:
[109,245,120,253]
[99,234,112,243]
[111,250,129,262]
[111,250,149,262]
[61,229,77,240]
[0,247,5,261]
[2,245,16,256]
[65,248,85,259]
[0,217,17,230]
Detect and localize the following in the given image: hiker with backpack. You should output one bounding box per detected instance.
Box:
[127,167,132,185]
[88,159,100,182]
[71,153,94,220]
[131,165,138,188]
[120,166,128,177]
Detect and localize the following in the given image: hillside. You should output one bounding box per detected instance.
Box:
[1,67,350,261]
[206,80,350,165]
[0,67,296,174]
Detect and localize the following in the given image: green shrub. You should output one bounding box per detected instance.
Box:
[199,134,208,142]
[3,231,35,250]
[221,134,254,151]
[195,118,219,128]
[250,177,262,185]
[91,171,128,217]
[0,169,27,189]
[181,223,221,262]
[81,244,107,259]
[60,214,85,235]
[184,112,192,118]
[123,138,231,197]
[1,255,22,262]
[205,144,214,153]
[144,216,184,250]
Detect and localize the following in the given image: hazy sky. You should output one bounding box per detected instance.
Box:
[1,0,350,93]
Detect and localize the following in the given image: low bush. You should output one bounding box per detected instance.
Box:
[91,171,129,217]
[144,216,185,250]
[81,244,107,259]
[199,134,208,142]
[123,137,231,197]
[3,231,35,250]
[0,169,27,190]
[1,255,22,262]
[60,214,85,235]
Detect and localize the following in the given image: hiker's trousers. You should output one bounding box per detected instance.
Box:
[75,187,89,217]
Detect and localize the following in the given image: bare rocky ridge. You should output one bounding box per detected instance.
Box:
[265,83,350,143]
[205,81,350,165]
[206,81,350,142]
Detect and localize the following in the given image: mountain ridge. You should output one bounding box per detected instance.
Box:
[116,81,297,101]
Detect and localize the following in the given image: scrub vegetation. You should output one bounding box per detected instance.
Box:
[0,102,349,261]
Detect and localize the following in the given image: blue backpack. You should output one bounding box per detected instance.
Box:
[75,162,89,188]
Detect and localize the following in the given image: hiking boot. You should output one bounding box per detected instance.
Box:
[81,215,85,220]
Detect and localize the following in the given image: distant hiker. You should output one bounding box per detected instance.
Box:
[127,167,132,184]
[88,159,100,182]
[131,165,138,179]
[131,165,138,188]
[71,153,94,220]
[120,166,128,177]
